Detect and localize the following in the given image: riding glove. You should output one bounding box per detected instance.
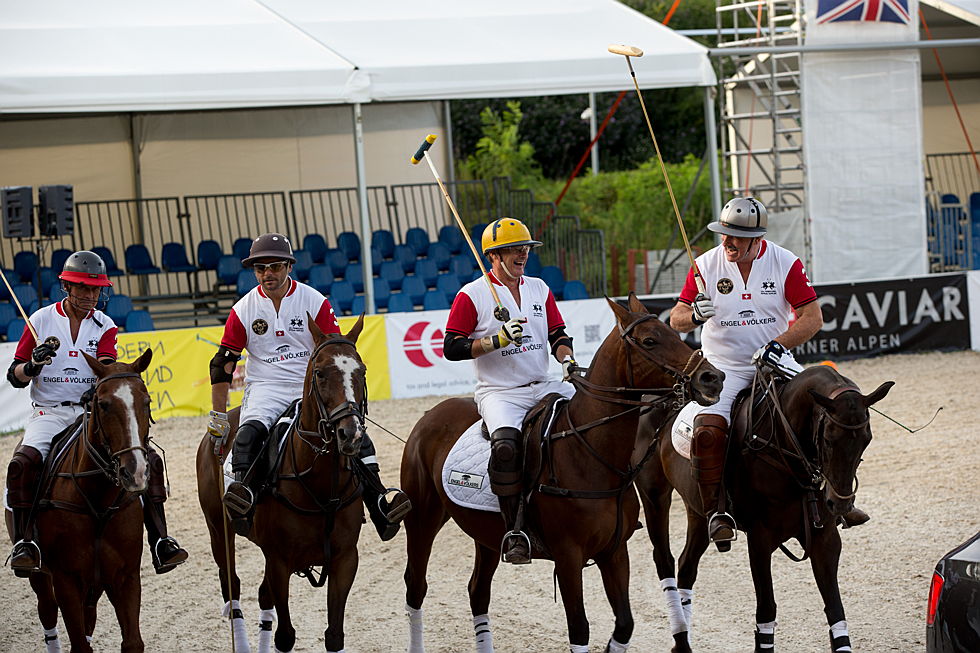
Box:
[691,294,716,326]
[497,318,527,347]
[561,356,580,382]
[753,340,787,370]
[24,342,57,377]
[207,411,231,453]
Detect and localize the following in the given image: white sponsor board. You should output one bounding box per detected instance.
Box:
[0,341,34,434]
[385,297,617,400]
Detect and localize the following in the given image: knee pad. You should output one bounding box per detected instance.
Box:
[235,421,269,451]
[146,448,167,504]
[489,427,521,471]
[691,414,728,456]
[7,446,43,508]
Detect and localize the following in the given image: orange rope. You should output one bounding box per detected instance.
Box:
[920,9,980,175]
[662,0,683,26]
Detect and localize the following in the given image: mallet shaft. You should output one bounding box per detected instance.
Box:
[0,266,39,341]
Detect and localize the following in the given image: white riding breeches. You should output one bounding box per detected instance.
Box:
[476,380,575,434]
[240,380,303,429]
[21,405,86,460]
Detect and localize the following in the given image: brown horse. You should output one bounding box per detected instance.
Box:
[197,316,369,653]
[635,363,893,653]
[401,295,724,652]
[5,349,155,653]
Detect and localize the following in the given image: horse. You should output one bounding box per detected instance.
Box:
[197,315,370,653]
[634,362,893,652]
[400,294,725,652]
[4,348,155,653]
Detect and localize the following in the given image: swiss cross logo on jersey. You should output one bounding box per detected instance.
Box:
[276,330,285,337]
[69,350,78,357]
[742,293,752,300]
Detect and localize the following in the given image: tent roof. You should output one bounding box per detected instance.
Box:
[0,0,715,114]
[920,0,980,26]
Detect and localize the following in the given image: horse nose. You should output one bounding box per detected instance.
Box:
[695,367,725,395]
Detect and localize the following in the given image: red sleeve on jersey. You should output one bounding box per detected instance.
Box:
[13,325,37,362]
[783,259,818,308]
[445,292,478,336]
[545,292,565,330]
[677,267,699,304]
[220,309,248,351]
[97,328,118,361]
[315,300,341,335]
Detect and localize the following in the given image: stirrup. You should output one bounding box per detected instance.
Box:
[9,540,42,576]
[500,530,532,565]
[153,537,188,574]
[223,481,254,516]
[380,489,412,524]
[708,512,737,544]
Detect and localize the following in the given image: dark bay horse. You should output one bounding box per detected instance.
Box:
[635,363,893,653]
[197,316,369,653]
[5,349,155,653]
[401,295,724,652]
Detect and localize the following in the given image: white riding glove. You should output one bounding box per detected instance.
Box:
[561,356,580,383]
[207,410,231,454]
[691,294,715,326]
[497,318,527,347]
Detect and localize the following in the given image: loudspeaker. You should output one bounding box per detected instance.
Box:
[2,186,34,238]
[38,185,73,237]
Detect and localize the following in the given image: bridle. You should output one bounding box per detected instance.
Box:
[83,372,152,485]
[295,337,368,455]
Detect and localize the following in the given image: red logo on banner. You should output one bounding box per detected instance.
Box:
[403,321,444,368]
[69,351,78,357]
[742,293,752,300]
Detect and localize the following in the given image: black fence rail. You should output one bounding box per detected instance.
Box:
[289,186,394,248]
[925,152,980,206]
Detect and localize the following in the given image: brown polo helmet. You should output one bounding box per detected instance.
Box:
[241,233,296,268]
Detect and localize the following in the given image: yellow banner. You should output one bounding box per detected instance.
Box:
[115,315,391,419]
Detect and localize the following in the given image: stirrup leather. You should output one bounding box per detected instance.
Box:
[223,482,254,516]
[500,530,532,565]
[9,539,42,573]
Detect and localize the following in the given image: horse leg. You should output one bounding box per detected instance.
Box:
[596,543,634,652]
[257,576,277,653]
[403,492,448,653]
[669,506,709,653]
[105,574,145,653]
[467,542,500,653]
[208,515,250,652]
[323,541,358,653]
[555,555,590,652]
[49,576,94,653]
[264,557,296,653]
[29,573,63,653]
[746,533,778,653]
[809,529,851,653]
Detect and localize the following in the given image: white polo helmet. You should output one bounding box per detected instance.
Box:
[708,197,768,237]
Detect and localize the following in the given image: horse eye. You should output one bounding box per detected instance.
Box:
[642,337,656,348]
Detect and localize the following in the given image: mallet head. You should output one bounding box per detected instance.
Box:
[44,335,60,351]
[410,134,438,164]
[608,44,644,57]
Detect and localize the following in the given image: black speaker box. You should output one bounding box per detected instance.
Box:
[38,185,74,237]
[2,186,34,238]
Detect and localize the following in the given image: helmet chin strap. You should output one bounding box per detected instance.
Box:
[499,259,521,280]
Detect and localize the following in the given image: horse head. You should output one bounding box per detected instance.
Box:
[803,367,894,517]
[604,293,724,406]
[81,348,154,493]
[303,313,368,457]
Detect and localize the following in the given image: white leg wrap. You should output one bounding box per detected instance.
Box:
[607,637,630,652]
[42,626,62,653]
[660,577,688,635]
[569,644,589,653]
[257,608,276,653]
[326,649,345,653]
[679,588,694,629]
[406,604,425,653]
[830,620,852,652]
[756,620,776,650]
[222,600,251,653]
[473,613,494,653]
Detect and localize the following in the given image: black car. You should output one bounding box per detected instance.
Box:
[927,529,980,652]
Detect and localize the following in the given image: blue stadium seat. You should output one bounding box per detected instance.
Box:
[436,273,461,298]
[438,225,465,255]
[470,223,487,247]
[372,230,396,260]
[307,264,333,294]
[344,262,365,293]
[13,251,39,284]
[405,227,430,257]
[337,231,361,262]
[0,270,15,301]
[449,255,475,284]
[48,283,67,302]
[291,249,313,282]
[50,248,72,273]
[125,245,162,275]
[27,299,41,315]
[387,292,415,313]
[233,238,253,261]
[37,268,56,298]
[90,247,124,276]
[414,259,439,289]
[197,240,223,271]
[401,275,426,306]
[325,248,348,278]
[540,265,566,299]
[525,251,543,277]
[11,284,38,310]
[379,260,405,291]
[351,294,365,316]
[0,303,16,336]
[237,269,258,298]
[394,244,417,273]
[422,289,450,311]
[427,242,452,272]
[373,277,391,310]
[161,242,197,273]
[562,280,589,300]
[6,318,26,342]
[330,280,356,314]
[302,234,328,264]
[215,255,242,287]
[105,294,134,325]
[971,192,980,269]
[125,310,155,332]
[366,246,384,275]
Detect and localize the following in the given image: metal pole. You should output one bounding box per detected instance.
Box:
[352,103,374,314]
[444,100,456,187]
[588,92,599,175]
[703,87,722,222]
[708,37,980,57]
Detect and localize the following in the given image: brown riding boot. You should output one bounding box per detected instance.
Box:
[497,493,531,565]
[7,446,43,577]
[691,414,737,551]
[841,506,871,528]
[488,426,530,564]
[144,449,188,574]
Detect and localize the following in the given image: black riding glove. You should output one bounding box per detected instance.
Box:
[24,342,57,377]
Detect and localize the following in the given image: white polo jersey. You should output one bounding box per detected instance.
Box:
[220,279,341,385]
[679,240,816,370]
[13,301,118,406]
[446,272,565,394]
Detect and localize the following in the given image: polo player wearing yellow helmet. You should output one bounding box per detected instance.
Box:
[443,218,578,564]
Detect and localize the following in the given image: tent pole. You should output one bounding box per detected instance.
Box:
[352,102,374,315]
[129,113,146,243]
[444,101,456,187]
[703,87,722,222]
[588,92,598,175]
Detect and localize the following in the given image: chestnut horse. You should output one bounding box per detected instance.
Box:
[5,349,155,653]
[401,295,724,652]
[197,316,368,653]
[635,363,893,653]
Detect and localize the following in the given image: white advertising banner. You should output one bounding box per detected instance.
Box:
[384,298,618,400]
[0,342,34,434]
[802,0,927,283]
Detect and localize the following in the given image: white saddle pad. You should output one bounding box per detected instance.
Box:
[442,421,500,513]
[671,401,701,461]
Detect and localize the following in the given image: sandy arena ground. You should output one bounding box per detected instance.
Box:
[1,349,978,652]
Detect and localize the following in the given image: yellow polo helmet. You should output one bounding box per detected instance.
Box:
[481,218,542,255]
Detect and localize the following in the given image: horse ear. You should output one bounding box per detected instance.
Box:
[627,292,648,314]
[605,296,631,326]
[808,388,836,411]
[863,381,895,407]
[307,311,325,344]
[345,313,366,344]
[82,351,107,378]
[131,347,153,374]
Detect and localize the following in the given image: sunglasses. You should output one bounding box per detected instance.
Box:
[499,245,531,256]
[252,262,288,273]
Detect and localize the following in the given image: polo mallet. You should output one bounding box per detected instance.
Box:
[411,134,512,324]
[0,264,58,352]
[608,44,707,295]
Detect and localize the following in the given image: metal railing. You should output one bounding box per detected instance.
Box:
[289,186,394,247]
[925,152,980,208]
[389,179,492,238]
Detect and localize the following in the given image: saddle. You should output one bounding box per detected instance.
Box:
[36,414,87,506]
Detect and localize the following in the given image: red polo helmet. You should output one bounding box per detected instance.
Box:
[58,250,113,287]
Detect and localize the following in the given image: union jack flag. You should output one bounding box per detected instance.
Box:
[816,0,911,24]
